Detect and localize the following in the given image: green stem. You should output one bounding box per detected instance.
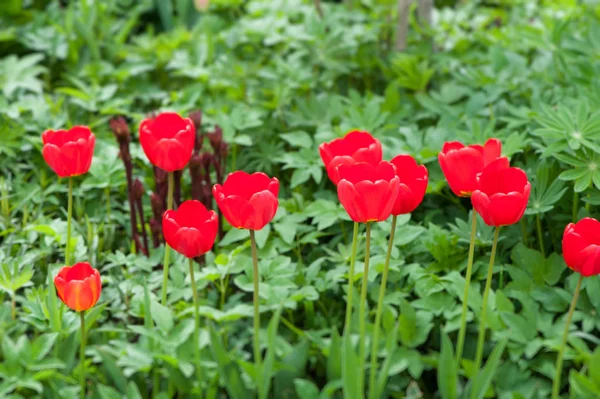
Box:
[66,177,73,265]
[188,258,203,397]
[344,222,360,334]
[536,214,546,258]
[455,211,478,367]
[368,216,397,399]
[358,222,372,395]
[161,172,174,305]
[249,230,262,384]
[474,226,500,372]
[551,274,583,399]
[79,311,86,399]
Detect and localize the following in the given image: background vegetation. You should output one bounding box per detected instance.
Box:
[2,0,600,398]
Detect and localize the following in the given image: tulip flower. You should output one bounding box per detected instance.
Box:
[163,200,218,259]
[139,112,195,305]
[368,154,427,397]
[441,139,507,368]
[213,171,279,231]
[336,160,400,393]
[163,200,217,395]
[336,161,400,223]
[42,126,96,178]
[438,138,506,197]
[139,112,195,172]
[552,218,600,398]
[471,161,530,373]
[42,126,96,266]
[389,155,428,216]
[54,262,102,398]
[213,170,279,388]
[471,161,531,227]
[319,130,383,185]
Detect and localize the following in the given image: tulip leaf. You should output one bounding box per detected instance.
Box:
[437,330,458,399]
[208,322,251,399]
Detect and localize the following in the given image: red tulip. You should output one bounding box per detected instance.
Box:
[139,112,195,172]
[471,160,530,226]
[213,171,279,230]
[337,161,400,223]
[390,155,428,215]
[163,200,218,258]
[54,262,101,312]
[319,130,383,185]
[438,138,507,197]
[42,126,96,178]
[562,218,600,277]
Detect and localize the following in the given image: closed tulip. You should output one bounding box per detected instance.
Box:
[471,160,530,226]
[438,138,507,197]
[163,200,218,258]
[389,155,428,215]
[562,218,600,276]
[319,130,383,185]
[337,161,400,223]
[42,126,96,178]
[139,112,195,172]
[213,171,279,230]
[54,262,102,312]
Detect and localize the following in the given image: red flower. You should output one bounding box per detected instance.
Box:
[390,155,428,215]
[42,126,96,178]
[337,161,400,223]
[163,200,218,258]
[139,112,195,172]
[471,161,530,226]
[562,218,600,277]
[213,171,279,230]
[438,138,506,197]
[54,262,101,312]
[319,130,383,185]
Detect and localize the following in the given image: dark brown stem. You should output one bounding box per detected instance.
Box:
[173,170,182,208]
[135,196,149,256]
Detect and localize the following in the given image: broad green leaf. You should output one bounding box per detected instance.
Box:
[437,330,457,399]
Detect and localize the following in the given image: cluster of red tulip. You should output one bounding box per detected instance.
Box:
[41,119,600,396]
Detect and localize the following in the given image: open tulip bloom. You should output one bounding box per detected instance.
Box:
[551,217,600,398]
[319,130,383,185]
[213,170,279,391]
[54,262,102,397]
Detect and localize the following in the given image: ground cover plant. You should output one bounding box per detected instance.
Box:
[2,0,600,398]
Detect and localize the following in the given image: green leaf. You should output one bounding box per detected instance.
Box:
[468,338,507,399]
[31,333,58,362]
[259,307,282,399]
[437,330,457,399]
[327,329,342,382]
[589,347,600,387]
[399,300,417,347]
[98,349,128,393]
[342,334,361,399]
[151,300,174,334]
[294,379,320,399]
[98,384,123,399]
[208,322,251,399]
[281,131,313,148]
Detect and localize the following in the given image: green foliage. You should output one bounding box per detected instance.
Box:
[1,0,600,397]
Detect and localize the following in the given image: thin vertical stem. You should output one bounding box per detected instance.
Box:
[474,226,501,372]
[536,214,546,258]
[344,222,360,334]
[188,258,203,397]
[358,222,372,395]
[161,172,174,305]
[249,230,262,377]
[368,216,396,398]
[66,177,73,265]
[551,274,583,399]
[79,311,86,399]
[455,211,478,366]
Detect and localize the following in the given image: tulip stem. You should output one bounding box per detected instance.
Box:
[79,311,86,399]
[344,222,360,334]
[368,216,396,398]
[188,258,204,397]
[474,226,500,373]
[161,172,174,305]
[536,214,545,258]
[358,222,372,395]
[66,176,73,266]
[552,274,583,399]
[249,230,262,387]
[455,211,478,368]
